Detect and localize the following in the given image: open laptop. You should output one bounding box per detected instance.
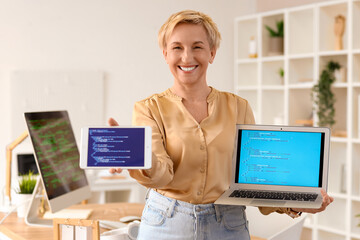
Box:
[215,124,330,208]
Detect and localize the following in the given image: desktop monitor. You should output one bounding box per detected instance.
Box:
[24,110,91,213]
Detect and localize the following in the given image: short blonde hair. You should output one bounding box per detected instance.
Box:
[158,10,221,50]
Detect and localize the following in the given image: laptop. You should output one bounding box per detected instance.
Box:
[215,124,330,208]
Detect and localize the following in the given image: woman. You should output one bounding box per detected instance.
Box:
[109,10,333,240]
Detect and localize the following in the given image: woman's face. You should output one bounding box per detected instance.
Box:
[163,23,216,87]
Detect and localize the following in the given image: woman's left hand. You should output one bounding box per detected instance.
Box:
[292,189,334,214]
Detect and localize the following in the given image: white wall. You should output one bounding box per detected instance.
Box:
[0,0,256,206]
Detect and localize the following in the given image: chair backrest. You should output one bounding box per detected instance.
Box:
[53,218,99,240]
[246,206,306,240]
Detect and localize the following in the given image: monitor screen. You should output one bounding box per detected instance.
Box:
[235,129,324,187]
[24,111,91,212]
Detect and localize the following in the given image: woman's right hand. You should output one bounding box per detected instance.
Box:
[108,117,123,174]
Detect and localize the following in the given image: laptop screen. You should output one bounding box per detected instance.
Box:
[235,129,325,187]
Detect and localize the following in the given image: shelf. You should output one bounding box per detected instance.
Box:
[289,53,315,59]
[318,198,347,232]
[354,2,360,49]
[328,142,347,194]
[262,60,284,85]
[289,57,314,85]
[235,1,358,239]
[352,145,360,196]
[351,201,360,235]
[353,54,360,83]
[288,88,313,126]
[318,229,346,240]
[328,192,348,199]
[261,56,285,62]
[319,2,348,52]
[331,137,348,142]
[261,13,284,57]
[236,58,258,64]
[352,88,360,138]
[317,225,347,237]
[236,18,258,59]
[288,83,314,89]
[261,85,284,90]
[319,55,348,84]
[319,50,348,57]
[261,90,285,125]
[288,7,314,55]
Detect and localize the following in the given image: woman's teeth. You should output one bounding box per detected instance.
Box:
[180,66,196,71]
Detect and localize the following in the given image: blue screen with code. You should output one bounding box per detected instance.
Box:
[87,128,145,167]
[237,130,323,187]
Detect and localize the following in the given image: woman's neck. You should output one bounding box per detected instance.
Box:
[171,83,211,102]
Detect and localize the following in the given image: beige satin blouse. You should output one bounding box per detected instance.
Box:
[130,88,292,216]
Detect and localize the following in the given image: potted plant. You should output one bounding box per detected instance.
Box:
[265,20,284,56]
[14,171,37,218]
[278,67,284,85]
[311,61,341,129]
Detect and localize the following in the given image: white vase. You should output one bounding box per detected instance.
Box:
[14,193,32,218]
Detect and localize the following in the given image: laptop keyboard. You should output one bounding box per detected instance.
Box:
[229,190,318,201]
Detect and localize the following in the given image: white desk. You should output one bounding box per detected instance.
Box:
[87,172,147,204]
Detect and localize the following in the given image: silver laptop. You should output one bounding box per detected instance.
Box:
[215,124,330,208]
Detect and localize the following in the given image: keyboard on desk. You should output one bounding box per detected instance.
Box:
[229,190,318,201]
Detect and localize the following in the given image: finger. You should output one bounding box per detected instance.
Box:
[115,168,123,173]
[108,118,119,126]
[109,168,116,174]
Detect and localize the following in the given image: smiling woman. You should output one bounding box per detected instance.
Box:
[108,9,332,240]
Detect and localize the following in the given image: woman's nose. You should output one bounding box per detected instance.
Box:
[181,49,193,63]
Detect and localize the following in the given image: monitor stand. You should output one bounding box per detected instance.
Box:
[25,178,52,227]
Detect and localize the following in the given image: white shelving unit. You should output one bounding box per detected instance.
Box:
[235,1,360,240]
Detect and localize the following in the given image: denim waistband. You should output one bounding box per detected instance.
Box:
[147,189,245,218]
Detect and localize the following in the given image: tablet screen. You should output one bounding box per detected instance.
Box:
[86,127,146,167]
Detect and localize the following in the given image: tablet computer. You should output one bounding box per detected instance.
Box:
[80,126,152,169]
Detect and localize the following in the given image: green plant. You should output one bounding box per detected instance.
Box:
[265,20,284,37]
[311,61,341,128]
[16,171,37,194]
[278,67,284,78]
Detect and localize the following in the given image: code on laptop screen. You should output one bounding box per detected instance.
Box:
[236,130,324,187]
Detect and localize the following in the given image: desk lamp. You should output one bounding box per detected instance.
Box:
[5,131,28,205]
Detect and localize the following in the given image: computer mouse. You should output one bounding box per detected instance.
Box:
[119,215,141,223]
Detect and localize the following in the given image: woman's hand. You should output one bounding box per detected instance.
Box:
[292,189,334,214]
[108,117,123,174]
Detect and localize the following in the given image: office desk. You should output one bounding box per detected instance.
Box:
[0,202,144,240]
[0,202,264,240]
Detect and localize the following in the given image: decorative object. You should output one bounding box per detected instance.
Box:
[265,20,284,56]
[334,67,347,82]
[334,15,346,51]
[311,61,341,129]
[5,130,28,205]
[14,171,37,218]
[249,36,257,58]
[340,164,347,193]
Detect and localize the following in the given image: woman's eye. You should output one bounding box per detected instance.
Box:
[173,46,181,50]
[194,46,202,49]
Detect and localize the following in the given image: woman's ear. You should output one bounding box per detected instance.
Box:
[163,49,168,63]
[209,48,216,64]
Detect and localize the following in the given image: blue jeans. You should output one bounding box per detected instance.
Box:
[137,190,250,240]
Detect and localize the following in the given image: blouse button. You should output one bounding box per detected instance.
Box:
[200,168,205,173]
[197,191,201,195]
[200,145,205,150]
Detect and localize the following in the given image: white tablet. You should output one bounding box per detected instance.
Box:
[80,126,152,169]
